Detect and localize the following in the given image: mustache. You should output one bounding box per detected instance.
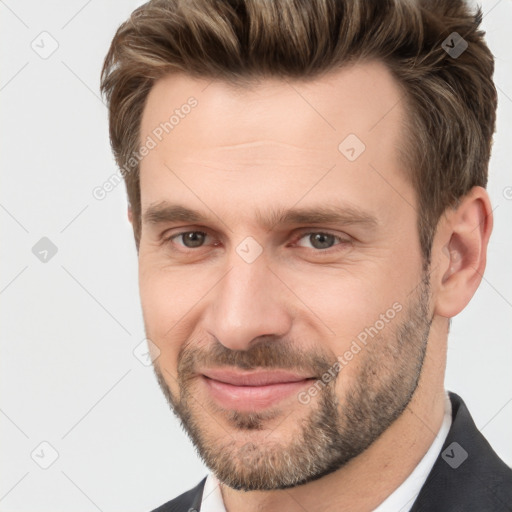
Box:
[177,336,336,380]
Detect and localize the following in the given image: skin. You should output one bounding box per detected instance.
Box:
[133,61,493,512]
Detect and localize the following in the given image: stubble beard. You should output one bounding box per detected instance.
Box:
[153,274,432,491]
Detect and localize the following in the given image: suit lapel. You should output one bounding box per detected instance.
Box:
[409,392,512,511]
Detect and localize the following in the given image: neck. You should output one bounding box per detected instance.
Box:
[220,322,447,512]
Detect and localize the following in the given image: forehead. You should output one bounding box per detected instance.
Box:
[138,61,411,225]
[140,60,405,151]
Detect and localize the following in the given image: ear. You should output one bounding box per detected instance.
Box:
[128,206,133,224]
[432,186,493,318]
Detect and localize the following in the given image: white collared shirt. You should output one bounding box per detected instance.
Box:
[200,392,453,512]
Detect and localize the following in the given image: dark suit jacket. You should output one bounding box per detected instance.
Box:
[151,392,512,511]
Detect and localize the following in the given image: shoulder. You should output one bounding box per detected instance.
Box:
[411,392,512,511]
[150,477,207,512]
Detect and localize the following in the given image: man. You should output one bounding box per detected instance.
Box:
[100,0,512,510]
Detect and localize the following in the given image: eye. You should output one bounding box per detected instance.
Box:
[170,231,210,249]
[295,232,349,251]
[163,229,350,254]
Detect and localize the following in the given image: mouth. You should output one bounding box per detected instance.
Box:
[200,368,316,411]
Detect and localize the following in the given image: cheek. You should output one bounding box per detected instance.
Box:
[280,264,405,346]
[139,252,210,324]
[138,263,207,378]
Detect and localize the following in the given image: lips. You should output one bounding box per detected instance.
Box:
[202,369,313,386]
[200,368,315,411]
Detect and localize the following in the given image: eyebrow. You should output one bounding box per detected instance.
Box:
[142,201,378,231]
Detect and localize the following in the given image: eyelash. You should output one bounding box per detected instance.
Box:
[163,230,351,254]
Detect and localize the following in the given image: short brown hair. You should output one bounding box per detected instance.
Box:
[100,0,497,261]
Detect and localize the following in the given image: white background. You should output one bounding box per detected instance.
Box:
[1,1,511,511]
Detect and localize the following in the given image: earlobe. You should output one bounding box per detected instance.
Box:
[434,187,493,318]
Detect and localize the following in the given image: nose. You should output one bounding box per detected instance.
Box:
[202,255,292,351]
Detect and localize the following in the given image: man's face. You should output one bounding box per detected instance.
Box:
[137,62,433,490]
